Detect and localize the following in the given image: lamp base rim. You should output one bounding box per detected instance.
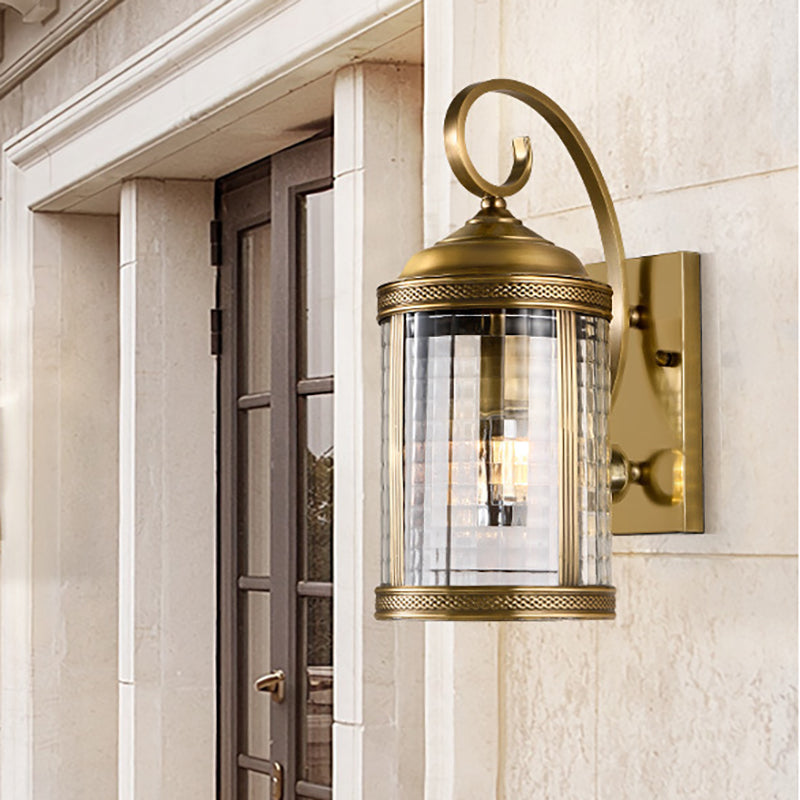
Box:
[374,584,616,621]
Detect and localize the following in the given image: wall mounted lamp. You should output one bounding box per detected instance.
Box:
[375,79,702,621]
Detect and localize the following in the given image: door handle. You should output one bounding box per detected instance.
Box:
[271,761,284,800]
[254,669,285,703]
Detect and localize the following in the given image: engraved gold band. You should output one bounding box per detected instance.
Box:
[374,585,616,621]
[377,275,612,321]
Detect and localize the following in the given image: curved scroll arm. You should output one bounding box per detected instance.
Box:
[443,79,628,390]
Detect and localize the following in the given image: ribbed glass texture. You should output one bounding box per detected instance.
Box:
[576,314,612,585]
[380,320,392,585]
[379,308,611,589]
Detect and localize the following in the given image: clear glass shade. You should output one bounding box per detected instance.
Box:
[380,308,611,589]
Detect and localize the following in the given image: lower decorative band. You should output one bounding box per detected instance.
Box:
[374,585,616,621]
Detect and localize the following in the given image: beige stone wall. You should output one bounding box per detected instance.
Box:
[117,178,216,800]
[422,1,796,795]
[28,211,120,800]
[490,1,797,798]
[2,0,794,797]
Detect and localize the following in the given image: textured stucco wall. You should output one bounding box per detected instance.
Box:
[28,211,120,800]
[488,1,797,798]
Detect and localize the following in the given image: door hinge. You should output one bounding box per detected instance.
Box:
[210,219,222,266]
[210,308,222,355]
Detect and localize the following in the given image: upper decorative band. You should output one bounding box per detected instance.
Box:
[374,585,616,621]
[377,276,612,321]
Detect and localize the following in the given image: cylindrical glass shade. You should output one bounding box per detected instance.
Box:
[379,307,611,594]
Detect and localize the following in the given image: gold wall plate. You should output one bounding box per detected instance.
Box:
[586,252,703,534]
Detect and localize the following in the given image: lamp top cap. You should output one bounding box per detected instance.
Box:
[399,196,589,281]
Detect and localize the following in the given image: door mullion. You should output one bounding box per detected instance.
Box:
[269,149,299,800]
[271,137,333,800]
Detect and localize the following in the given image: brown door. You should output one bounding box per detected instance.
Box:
[217,138,334,800]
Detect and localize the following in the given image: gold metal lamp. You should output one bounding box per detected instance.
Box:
[375,79,703,621]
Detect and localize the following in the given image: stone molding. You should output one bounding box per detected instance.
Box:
[0,0,119,99]
[1,0,57,23]
[4,0,420,210]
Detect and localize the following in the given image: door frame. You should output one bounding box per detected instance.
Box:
[217,138,334,799]
[216,157,273,798]
[270,138,334,799]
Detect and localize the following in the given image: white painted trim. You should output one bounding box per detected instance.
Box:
[0,0,119,98]
[117,182,136,800]
[118,184,135,689]
[332,62,425,800]
[5,0,421,210]
[0,159,34,800]
[332,72,366,729]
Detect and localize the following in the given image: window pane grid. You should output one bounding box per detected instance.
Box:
[296,187,334,791]
[297,581,333,598]
[297,376,334,396]
[238,576,271,591]
[220,145,333,800]
[238,392,272,410]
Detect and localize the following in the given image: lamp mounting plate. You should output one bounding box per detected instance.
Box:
[587,251,703,534]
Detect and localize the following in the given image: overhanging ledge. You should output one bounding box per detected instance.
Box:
[4,0,422,212]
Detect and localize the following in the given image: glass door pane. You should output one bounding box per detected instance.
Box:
[242,224,272,394]
[300,596,333,786]
[296,185,334,792]
[299,189,335,379]
[247,770,272,800]
[243,592,271,759]
[300,395,333,583]
[245,406,271,576]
